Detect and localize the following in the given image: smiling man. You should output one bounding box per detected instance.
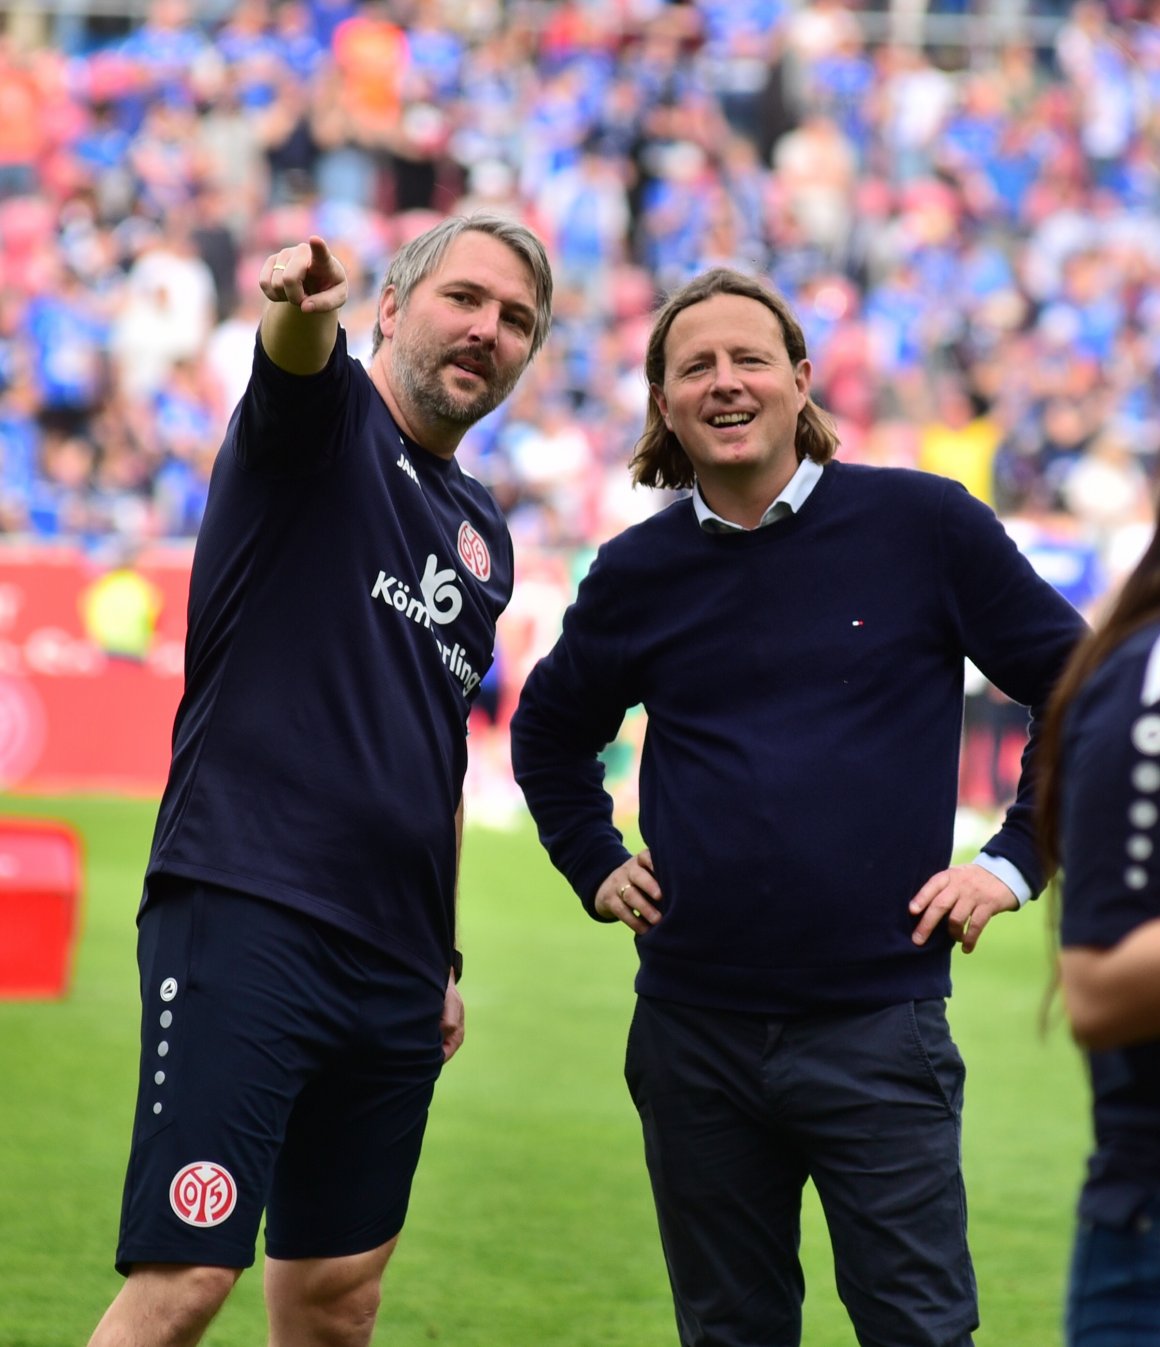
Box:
[511,268,1085,1347]
[87,216,552,1347]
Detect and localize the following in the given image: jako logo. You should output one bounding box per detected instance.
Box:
[396,452,419,484]
[169,1161,238,1227]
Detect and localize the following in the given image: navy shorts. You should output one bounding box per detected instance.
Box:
[114,879,446,1273]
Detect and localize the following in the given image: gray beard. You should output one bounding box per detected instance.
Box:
[392,345,518,429]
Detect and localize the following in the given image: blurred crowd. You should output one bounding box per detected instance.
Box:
[0,0,1158,609]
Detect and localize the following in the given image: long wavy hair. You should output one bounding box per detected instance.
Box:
[629,268,840,490]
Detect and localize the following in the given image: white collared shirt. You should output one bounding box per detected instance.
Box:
[693,457,824,532]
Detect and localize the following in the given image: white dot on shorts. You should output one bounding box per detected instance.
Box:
[1125,866,1149,890]
[1128,835,1154,861]
[1133,763,1160,792]
[157,1041,169,1057]
[159,1010,173,1028]
[1130,800,1159,829]
[152,1102,163,1115]
[154,1070,165,1085]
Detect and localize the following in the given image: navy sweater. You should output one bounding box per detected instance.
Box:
[145,331,513,987]
[1060,621,1160,1223]
[512,461,1085,1014]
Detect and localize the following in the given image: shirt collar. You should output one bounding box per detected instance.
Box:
[693,457,824,533]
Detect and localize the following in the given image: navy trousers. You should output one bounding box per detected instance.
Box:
[624,996,977,1347]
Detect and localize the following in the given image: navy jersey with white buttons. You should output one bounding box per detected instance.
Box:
[1060,619,1160,1221]
[144,329,514,986]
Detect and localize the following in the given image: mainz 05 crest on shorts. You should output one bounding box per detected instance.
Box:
[170,1161,238,1227]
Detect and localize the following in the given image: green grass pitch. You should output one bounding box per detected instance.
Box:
[0,794,1088,1346]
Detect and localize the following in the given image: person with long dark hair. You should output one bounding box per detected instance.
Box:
[1039,519,1160,1345]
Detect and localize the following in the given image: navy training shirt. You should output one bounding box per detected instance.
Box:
[144,329,514,986]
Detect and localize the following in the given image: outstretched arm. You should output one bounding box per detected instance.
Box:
[259,235,348,375]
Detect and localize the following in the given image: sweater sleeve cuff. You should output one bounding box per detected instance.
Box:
[577,844,634,921]
[974,851,1032,907]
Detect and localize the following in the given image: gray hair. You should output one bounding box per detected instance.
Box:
[370,213,553,359]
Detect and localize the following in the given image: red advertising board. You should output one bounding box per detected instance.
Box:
[0,543,192,795]
[0,541,582,799]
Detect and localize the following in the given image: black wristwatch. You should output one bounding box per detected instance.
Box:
[450,948,463,984]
